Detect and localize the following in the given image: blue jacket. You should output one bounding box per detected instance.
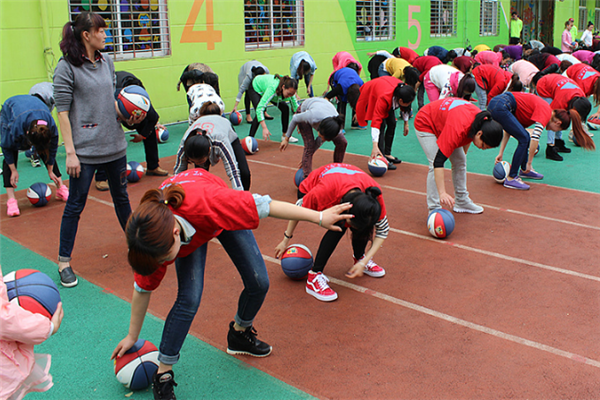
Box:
[427,46,449,63]
[331,68,364,102]
[290,51,317,80]
[0,95,58,166]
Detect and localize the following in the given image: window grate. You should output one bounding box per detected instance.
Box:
[579,3,588,31]
[69,0,171,61]
[244,0,305,51]
[479,0,499,37]
[430,0,457,37]
[596,7,600,30]
[356,1,395,42]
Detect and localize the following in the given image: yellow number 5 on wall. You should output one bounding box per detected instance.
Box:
[181,0,223,50]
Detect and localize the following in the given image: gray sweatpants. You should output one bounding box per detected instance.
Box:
[416,130,471,212]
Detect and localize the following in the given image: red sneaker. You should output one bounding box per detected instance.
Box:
[353,255,386,277]
[306,271,338,301]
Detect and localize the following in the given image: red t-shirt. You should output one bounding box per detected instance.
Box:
[412,56,443,81]
[511,92,552,127]
[535,74,585,110]
[414,98,481,157]
[299,163,386,222]
[134,169,260,291]
[398,47,420,64]
[356,76,402,130]
[565,63,600,97]
[473,64,513,104]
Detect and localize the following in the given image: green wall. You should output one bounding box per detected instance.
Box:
[0,0,565,127]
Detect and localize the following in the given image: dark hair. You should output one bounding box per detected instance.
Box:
[347,84,361,110]
[178,68,204,92]
[184,132,212,163]
[340,187,382,242]
[501,50,512,61]
[318,115,345,141]
[346,62,360,73]
[274,74,298,97]
[469,111,503,147]
[565,20,573,28]
[588,21,594,28]
[592,75,600,106]
[126,185,186,275]
[297,60,312,77]
[393,83,416,110]
[445,50,457,64]
[471,49,479,56]
[553,109,571,130]
[523,43,532,51]
[121,75,144,89]
[251,66,266,77]
[59,11,106,67]
[392,47,400,57]
[25,120,52,159]
[511,11,517,16]
[508,73,523,92]
[199,101,222,117]
[559,60,573,73]
[591,54,600,72]
[457,74,475,100]
[403,67,420,88]
[567,97,596,150]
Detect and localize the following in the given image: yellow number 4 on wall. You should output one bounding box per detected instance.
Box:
[181,0,222,50]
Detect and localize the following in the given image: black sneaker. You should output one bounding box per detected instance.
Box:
[153,371,177,400]
[387,163,397,170]
[545,145,563,161]
[226,321,272,357]
[555,139,572,153]
[58,267,78,288]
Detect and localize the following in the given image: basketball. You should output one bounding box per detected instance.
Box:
[241,136,259,155]
[229,111,242,126]
[117,85,151,119]
[156,126,169,143]
[114,339,160,390]
[294,168,305,187]
[368,158,387,177]
[3,269,61,319]
[493,161,511,183]
[427,209,455,239]
[280,244,313,280]
[586,117,600,130]
[127,161,145,182]
[27,182,51,207]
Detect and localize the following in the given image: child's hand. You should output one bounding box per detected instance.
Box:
[51,302,64,335]
[111,335,138,360]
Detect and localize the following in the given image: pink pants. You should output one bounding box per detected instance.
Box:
[423,71,441,102]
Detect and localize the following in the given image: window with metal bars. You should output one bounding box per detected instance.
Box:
[596,4,600,30]
[69,0,170,60]
[356,1,395,42]
[578,0,588,31]
[430,0,457,37]
[244,0,304,51]
[479,0,499,36]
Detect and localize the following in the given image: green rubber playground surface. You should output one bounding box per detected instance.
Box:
[1,100,598,399]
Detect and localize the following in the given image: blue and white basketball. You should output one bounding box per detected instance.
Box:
[114,339,159,390]
[427,209,455,239]
[117,85,151,119]
[241,136,259,155]
[493,161,510,184]
[367,158,387,177]
[127,161,145,182]
[156,126,169,143]
[27,182,51,207]
[281,244,313,280]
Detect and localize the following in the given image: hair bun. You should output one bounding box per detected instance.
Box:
[365,186,382,198]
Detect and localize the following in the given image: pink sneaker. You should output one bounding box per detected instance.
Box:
[56,185,69,201]
[306,271,338,301]
[7,198,20,217]
[353,255,386,277]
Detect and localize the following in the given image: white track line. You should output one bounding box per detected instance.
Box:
[262,254,600,369]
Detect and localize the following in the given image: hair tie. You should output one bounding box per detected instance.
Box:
[164,200,169,205]
[37,120,48,126]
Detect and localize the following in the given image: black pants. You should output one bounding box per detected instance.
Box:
[336,100,357,128]
[195,139,251,191]
[3,150,61,188]
[244,91,252,116]
[417,83,425,110]
[312,221,369,273]
[247,84,290,138]
[377,108,397,156]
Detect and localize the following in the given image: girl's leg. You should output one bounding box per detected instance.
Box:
[247,86,262,137]
[423,72,441,103]
[3,151,18,201]
[417,83,425,110]
[332,131,348,164]
[217,230,269,327]
[244,91,252,120]
[158,244,207,366]
[383,108,397,156]
[448,146,472,205]
[416,129,443,212]
[231,138,252,190]
[298,122,318,177]
[313,222,348,273]
[351,231,369,260]
[101,155,132,231]
[474,83,488,110]
[277,101,290,133]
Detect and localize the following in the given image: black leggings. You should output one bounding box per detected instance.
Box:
[378,108,397,156]
[247,85,290,138]
[3,150,61,188]
[231,138,251,191]
[312,221,369,273]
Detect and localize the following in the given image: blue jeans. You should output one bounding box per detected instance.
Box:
[541,97,561,144]
[58,156,131,261]
[378,62,392,77]
[488,93,530,178]
[158,229,269,365]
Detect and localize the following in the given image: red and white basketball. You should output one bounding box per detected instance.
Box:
[117,85,151,119]
[27,182,52,207]
[241,136,259,155]
[114,339,159,390]
[586,117,600,130]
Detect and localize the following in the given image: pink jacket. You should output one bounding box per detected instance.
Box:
[474,51,503,68]
[329,52,363,88]
[562,30,573,53]
[0,269,52,399]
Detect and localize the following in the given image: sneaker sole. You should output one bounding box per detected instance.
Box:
[60,278,78,288]
[306,287,338,301]
[226,347,272,357]
[503,184,530,190]
[363,270,386,278]
[519,175,543,180]
[452,207,484,214]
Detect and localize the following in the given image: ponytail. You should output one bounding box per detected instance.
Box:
[469,111,503,147]
[126,185,186,275]
[508,73,523,92]
[457,74,475,100]
[318,115,345,141]
[26,120,52,160]
[567,101,596,150]
[553,109,571,130]
[59,11,106,67]
[340,187,382,243]
[593,77,600,107]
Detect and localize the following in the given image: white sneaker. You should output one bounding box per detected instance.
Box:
[288,136,299,143]
[453,202,484,214]
[306,271,338,301]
